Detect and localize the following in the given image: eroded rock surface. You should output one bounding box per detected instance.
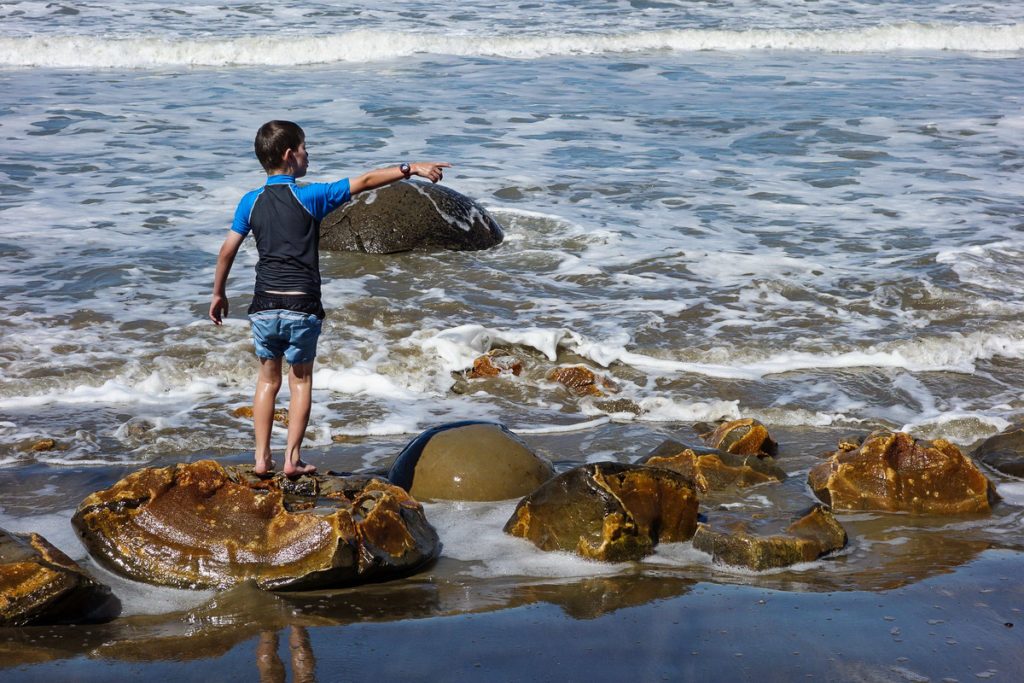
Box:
[546,365,616,397]
[1,527,118,626]
[466,350,523,379]
[969,425,1024,477]
[388,421,554,501]
[639,439,786,493]
[503,462,699,562]
[692,505,847,571]
[808,430,999,514]
[697,418,778,458]
[72,460,440,591]
[320,180,503,253]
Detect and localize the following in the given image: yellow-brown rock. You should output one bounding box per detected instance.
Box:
[388,421,554,501]
[692,505,847,571]
[807,430,999,514]
[698,418,778,457]
[503,462,699,562]
[1,527,118,626]
[466,350,523,378]
[640,440,786,493]
[231,406,289,425]
[546,365,615,397]
[71,460,439,590]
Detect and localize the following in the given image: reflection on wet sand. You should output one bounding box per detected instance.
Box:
[257,627,314,683]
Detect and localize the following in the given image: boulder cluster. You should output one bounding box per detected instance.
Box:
[3,418,1017,627]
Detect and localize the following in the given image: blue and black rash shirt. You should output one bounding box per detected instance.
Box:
[232,174,352,303]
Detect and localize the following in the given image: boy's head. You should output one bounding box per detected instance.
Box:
[255,120,305,174]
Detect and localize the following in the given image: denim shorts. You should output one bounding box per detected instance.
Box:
[248,309,323,365]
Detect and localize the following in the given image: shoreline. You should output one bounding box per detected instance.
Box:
[2,422,1023,679]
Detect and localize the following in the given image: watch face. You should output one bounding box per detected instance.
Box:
[401,163,411,175]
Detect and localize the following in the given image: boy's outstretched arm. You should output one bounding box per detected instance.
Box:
[209,230,245,325]
[349,162,451,196]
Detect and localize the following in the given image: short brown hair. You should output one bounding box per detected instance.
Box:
[254,120,304,172]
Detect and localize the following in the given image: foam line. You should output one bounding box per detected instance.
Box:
[2,24,1021,68]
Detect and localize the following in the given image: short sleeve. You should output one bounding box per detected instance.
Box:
[231,189,261,236]
[297,178,352,220]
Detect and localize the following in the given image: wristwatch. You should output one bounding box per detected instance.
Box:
[400,162,411,177]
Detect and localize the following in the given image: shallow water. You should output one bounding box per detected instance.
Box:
[2,0,1023,678]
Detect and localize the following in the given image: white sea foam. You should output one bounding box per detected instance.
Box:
[1,24,1021,68]
[415,323,1024,381]
[424,499,628,579]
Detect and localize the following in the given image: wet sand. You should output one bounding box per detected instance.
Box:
[2,424,1023,681]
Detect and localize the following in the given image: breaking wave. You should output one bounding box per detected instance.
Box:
[3,23,1022,68]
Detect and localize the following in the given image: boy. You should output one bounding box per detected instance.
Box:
[209,120,450,477]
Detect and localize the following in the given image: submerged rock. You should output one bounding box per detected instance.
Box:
[546,365,616,397]
[388,421,554,501]
[639,439,786,493]
[0,527,118,626]
[697,418,779,458]
[466,350,523,378]
[503,462,699,562]
[692,504,847,571]
[71,460,439,591]
[320,180,503,253]
[969,425,1024,477]
[808,430,999,514]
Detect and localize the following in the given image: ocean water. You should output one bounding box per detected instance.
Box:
[1,1,1024,677]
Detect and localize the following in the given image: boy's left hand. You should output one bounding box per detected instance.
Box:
[410,162,451,183]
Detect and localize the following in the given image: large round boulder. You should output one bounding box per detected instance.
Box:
[388,421,554,501]
[969,425,1024,477]
[71,460,440,591]
[808,430,999,514]
[503,462,700,562]
[1,527,118,626]
[320,180,504,253]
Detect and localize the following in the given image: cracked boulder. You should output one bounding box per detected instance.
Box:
[1,527,118,626]
[504,462,699,562]
[808,430,999,514]
[692,504,848,571]
[639,439,786,493]
[71,460,440,591]
[697,418,778,458]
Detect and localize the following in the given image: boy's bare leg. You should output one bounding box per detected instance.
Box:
[284,361,316,477]
[254,357,283,475]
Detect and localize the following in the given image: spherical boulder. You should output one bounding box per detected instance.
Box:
[71,460,440,591]
[320,180,503,253]
[969,425,1024,477]
[388,421,554,501]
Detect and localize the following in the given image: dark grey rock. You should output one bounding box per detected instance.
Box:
[321,180,503,253]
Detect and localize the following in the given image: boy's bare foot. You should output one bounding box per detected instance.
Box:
[284,460,317,477]
[254,458,276,476]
